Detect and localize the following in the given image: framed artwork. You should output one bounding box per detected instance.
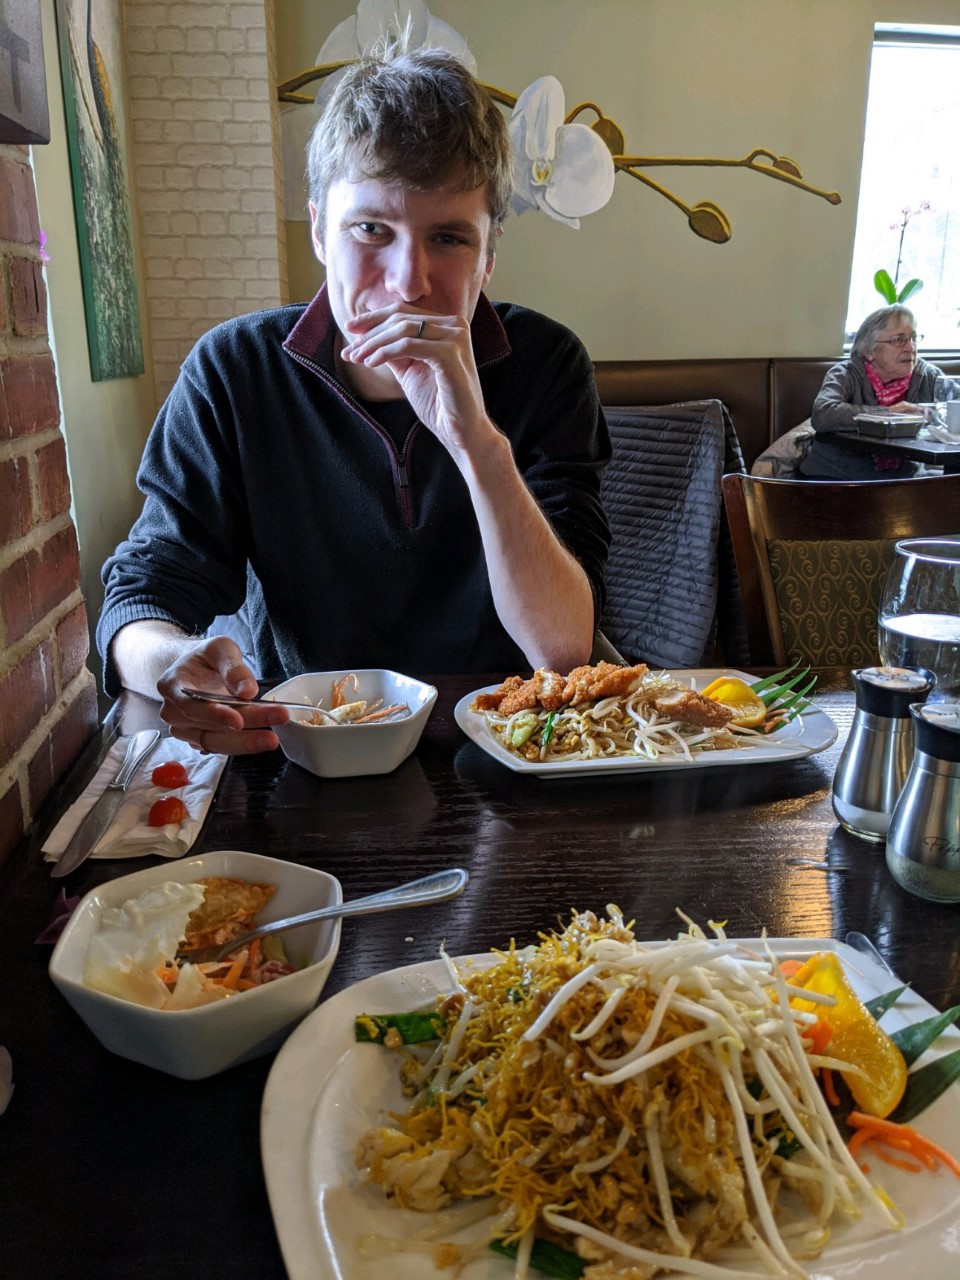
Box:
[55,0,143,381]
[0,0,50,143]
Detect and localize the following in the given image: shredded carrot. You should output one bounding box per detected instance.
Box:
[821,1067,840,1107]
[217,950,248,990]
[155,964,178,987]
[356,703,409,723]
[779,959,805,978]
[245,937,261,980]
[870,1146,926,1173]
[234,978,257,991]
[847,1110,960,1178]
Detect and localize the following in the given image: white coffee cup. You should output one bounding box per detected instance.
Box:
[944,400,960,434]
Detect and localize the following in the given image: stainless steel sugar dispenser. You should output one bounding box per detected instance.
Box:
[832,666,935,842]
[886,702,960,902]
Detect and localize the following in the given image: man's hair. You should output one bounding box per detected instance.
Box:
[306,45,512,253]
[852,304,916,356]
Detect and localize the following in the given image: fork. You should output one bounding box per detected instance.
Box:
[176,867,469,964]
[181,686,339,724]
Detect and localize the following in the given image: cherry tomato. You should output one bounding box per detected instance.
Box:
[148,797,188,827]
[151,761,189,789]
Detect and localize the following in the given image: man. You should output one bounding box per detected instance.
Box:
[98,45,611,756]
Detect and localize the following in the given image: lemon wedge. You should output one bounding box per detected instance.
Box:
[789,951,907,1118]
[699,676,768,728]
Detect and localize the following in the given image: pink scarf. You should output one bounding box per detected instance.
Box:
[865,359,912,406]
[864,360,911,470]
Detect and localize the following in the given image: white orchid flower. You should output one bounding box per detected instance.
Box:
[282,0,476,220]
[509,76,616,228]
[315,0,476,107]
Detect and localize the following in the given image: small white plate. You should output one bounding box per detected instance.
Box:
[454,668,838,776]
[261,939,960,1280]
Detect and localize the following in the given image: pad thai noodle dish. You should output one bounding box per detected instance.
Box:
[354,912,928,1279]
[470,662,809,764]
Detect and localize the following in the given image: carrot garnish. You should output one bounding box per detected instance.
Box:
[822,1067,840,1107]
[847,1110,960,1178]
[245,937,261,980]
[355,703,409,723]
[217,950,248,990]
[779,959,805,978]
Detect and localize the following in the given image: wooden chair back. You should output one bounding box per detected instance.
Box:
[721,473,960,666]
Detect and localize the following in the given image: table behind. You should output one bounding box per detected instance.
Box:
[2,672,958,1278]
[834,427,960,473]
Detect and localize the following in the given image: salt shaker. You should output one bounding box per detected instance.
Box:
[886,702,960,902]
[832,666,935,842]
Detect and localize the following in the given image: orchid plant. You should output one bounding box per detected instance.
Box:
[873,201,930,305]
[279,0,841,239]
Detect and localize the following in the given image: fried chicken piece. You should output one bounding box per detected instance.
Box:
[563,661,649,705]
[472,669,568,716]
[470,675,524,712]
[499,668,568,716]
[653,686,734,728]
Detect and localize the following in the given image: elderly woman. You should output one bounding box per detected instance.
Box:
[799,304,959,479]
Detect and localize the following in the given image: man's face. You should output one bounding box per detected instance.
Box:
[310,174,496,364]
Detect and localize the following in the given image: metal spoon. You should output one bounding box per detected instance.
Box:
[181,686,340,724]
[176,867,469,964]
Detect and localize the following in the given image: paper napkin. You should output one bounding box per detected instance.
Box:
[43,736,227,863]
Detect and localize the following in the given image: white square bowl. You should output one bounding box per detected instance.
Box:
[49,850,342,1080]
[265,669,438,778]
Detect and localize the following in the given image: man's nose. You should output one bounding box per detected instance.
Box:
[384,239,430,301]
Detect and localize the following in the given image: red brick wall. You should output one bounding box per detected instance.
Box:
[0,145,97,866]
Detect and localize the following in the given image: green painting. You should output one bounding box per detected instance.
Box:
[55,0,143,381]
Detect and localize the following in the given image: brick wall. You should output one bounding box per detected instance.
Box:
[0,146,98,866]
[123,1,288,402]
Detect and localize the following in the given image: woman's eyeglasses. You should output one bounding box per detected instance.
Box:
[875,333,923,348]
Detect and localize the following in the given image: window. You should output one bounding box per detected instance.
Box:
[846,27,960,350]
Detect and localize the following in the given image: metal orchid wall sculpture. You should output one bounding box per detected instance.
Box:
[278,0,841,241]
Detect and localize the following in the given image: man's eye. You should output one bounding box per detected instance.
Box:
[435,233,467,247]
[356,222,385,236]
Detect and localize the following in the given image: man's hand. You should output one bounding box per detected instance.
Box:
[156,637,289,756]
[112,622,287,756]
[341,307,493,458]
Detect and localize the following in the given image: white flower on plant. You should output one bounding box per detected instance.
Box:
[314,0,476,107]
[508,76,616,228]
[282,0,476,221]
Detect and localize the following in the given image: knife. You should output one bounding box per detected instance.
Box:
[51,730,162,878]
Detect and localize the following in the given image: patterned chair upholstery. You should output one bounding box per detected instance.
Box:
[720,474,960,667]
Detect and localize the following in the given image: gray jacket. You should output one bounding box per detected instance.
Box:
[801,354,958,479]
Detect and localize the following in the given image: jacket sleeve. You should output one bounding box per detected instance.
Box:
[96,348,251,695]
[811,360,870,434]
[494,315,612,624]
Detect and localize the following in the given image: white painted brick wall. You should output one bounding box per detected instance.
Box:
[122,1,288,402]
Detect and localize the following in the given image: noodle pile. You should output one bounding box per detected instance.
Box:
[479,674,748,764]
[355,913,900,1278]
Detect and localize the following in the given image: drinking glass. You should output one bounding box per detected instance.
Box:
[878,538,960,695]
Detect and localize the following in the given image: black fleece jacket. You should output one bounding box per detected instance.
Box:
[98,289,611,691]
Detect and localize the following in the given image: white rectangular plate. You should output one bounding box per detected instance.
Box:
[454,668,838,776]
[261,938,960,1280]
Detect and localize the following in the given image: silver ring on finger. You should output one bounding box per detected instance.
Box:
[416,318,426,339]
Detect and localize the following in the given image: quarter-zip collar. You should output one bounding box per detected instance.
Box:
[283,284,512,374]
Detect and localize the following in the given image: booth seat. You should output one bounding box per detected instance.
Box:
[594,355,960,470]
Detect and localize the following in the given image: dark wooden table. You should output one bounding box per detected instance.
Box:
[834,427,960,473]
[2,672,958,1279]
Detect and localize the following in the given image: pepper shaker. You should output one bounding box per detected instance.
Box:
[832,666,935,842]
[886,702,960,902]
